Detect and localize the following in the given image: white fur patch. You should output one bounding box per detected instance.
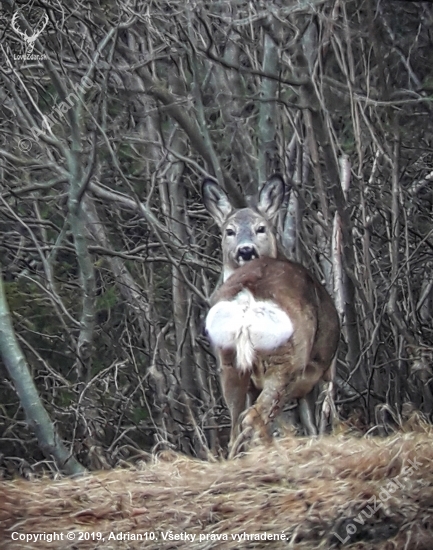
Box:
[206,290,294,372]
[223,267,235,282]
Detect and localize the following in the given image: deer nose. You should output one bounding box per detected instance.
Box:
[237,245,257,262]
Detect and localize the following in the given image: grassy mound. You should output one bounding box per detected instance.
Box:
[1,428,432,549]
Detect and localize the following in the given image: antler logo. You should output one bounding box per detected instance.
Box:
[11,11,49,56]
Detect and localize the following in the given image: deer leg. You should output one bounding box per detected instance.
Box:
[231,344,323,456]
[244,366,296,437]
[226,378,261,459]
[220,360,251,451]
[297,357,333,435]
[246,377,261,407]
[299,394,318,436]
[228,363,297,458]
[320,380,338,434]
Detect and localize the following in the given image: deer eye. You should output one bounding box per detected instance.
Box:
[257,225,266,234]
[226,228,235,237]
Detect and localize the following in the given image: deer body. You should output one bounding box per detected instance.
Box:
[203,176,339,455]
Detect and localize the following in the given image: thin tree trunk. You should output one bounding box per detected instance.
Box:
[0,270,85,475]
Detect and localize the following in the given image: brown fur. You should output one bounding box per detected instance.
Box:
[211,258,339,452]
[203,176,340,455]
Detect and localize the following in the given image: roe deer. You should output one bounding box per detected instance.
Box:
[203,175,340,456]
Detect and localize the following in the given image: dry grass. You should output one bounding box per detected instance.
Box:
[1,426,433,549]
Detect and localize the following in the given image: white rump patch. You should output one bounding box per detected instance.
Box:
[206,290,294,372]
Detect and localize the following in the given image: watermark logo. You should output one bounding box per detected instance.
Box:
[11,10,49,61]
[332,456,424,545]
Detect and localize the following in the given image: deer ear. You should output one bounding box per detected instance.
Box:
[202,179,233,227]
[257,174,286,219]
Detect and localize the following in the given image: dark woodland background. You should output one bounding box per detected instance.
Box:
[0,0,432,476]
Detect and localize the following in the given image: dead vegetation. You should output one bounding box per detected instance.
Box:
[1,423,433,550]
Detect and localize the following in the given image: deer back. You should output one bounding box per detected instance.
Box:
[206,257,338,373]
